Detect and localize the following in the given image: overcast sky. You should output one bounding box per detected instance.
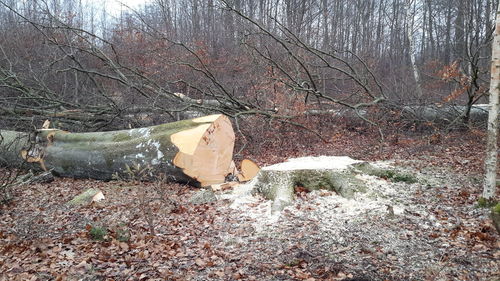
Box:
[100,0,151,17]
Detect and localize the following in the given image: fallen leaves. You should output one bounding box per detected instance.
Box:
[0,126,499,280]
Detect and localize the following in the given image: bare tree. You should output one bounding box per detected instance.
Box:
[483,1,500,201]
[220,0,386,119]
[0,0,499,136]
[404,0,423,100]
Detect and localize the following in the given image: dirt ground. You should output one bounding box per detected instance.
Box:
[0,125,499,281]
[0,157,499,281]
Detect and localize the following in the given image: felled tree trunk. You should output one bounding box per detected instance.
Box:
[401,104,490,123]
[0,114,235,187]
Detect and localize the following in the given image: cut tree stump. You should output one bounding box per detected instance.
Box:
[0,114,235,186]
[244,156,408,212]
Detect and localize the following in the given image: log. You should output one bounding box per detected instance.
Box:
[16,170,55,185]
[0,114,235,186]
[401,104,490,123]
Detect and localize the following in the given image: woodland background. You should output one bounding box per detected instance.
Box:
[1,1,500,280]
[0,0,497,135]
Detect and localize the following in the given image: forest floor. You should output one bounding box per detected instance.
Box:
[0,125,499,281]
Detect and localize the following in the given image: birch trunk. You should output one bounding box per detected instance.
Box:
[405,0,423,99]
[483,2,500,200]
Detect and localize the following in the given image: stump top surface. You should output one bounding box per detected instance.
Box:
[263,156,363,171]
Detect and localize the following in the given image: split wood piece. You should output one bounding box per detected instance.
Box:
[0,114,235,187]
[67,188,104,206]
[41,120,51,129]
[237,159,260,182]
[211,181,239,192]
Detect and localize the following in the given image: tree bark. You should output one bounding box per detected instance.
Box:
[483,2,500,200]
[405,0,423,99]
[321,0,329,49]
[0,114,235,187]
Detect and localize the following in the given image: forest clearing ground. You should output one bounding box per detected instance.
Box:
[0,128,499,281]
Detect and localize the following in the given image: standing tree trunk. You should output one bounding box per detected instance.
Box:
[483,2,500,200]
[405,0,423,100]
[321,0,329,49]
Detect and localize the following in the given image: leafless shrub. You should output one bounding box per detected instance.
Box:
[119,163,178,236]
[0,130,32,204]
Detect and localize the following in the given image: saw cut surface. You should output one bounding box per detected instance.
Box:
[263,156,363,171]
[192,115,221,123]
[171,114,235,186]
[170,124,212,155]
